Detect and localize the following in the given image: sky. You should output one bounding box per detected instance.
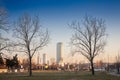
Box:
[0,0,120,63]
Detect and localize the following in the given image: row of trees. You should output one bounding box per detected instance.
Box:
[0,7,110,76]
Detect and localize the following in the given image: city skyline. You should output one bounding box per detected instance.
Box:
[0,0,120,63]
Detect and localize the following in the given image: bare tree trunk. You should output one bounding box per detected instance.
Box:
[117,67,119,74]
[90,59,95,75]
[117,63,120,74]
[29,57,32,76]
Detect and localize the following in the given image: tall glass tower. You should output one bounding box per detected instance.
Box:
[56,42,63,64]
[43,53,47,64]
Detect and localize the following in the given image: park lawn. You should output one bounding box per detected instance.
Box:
[0,71,120,80]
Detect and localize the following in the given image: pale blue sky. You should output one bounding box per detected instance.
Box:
[1,0,120,63]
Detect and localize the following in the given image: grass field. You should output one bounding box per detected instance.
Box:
[0,71,120,80]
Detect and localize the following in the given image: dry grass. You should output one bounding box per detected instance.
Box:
[0,71,120,80]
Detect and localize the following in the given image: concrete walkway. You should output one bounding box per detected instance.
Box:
[108,72,120,76]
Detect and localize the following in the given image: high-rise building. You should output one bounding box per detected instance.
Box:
[56,42,63,64]
[43,53,47,64]
[37,54,40,64]
[37,54,41,65]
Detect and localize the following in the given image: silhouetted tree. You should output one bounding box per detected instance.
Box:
[13,14,49,76]
[0,52,4,65]
[116,53,120,74]
[5,54,19,72]
[69,15,107,75]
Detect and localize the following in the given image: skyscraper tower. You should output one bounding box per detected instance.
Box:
[37,53,41,65]
[37,54,40,65]
[56,42,63,64]
[43,53,47,64]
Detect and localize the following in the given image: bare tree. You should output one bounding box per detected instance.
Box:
[69,15,107,75]
[13,14,49,76]
[116,53,120,74]
[0,7,9,51]
[0,7,8,31]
